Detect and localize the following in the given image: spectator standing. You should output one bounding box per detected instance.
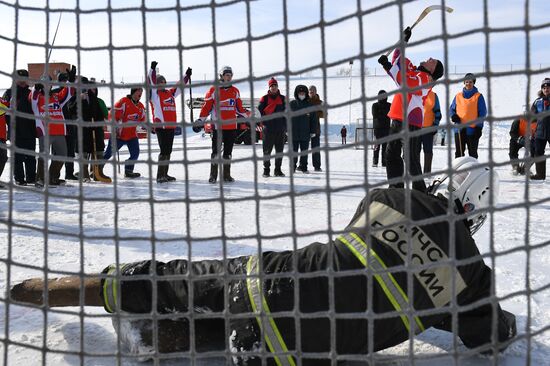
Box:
[104,88,146,178]
[0,97,7,186]
[449,73,487,159]
[2,69,36,185]
[30,66,76,186]
[371,90,391,167]
[509,117,537,175]
[308,85,323,171]
[258,77,287,177]
[148,61,192,183]
[340,125,347,144]
[194,66,250,183]
[290,85,316,173]
[54,72,78,181]
[421,90,442,173]
[529,78,550,180]
[377,27,444,192]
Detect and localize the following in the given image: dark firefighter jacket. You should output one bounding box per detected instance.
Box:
[100,188,516,365]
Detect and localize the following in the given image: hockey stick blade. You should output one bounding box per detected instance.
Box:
[384,5,454,56]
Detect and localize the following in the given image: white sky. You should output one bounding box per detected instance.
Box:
[0,0,549,87]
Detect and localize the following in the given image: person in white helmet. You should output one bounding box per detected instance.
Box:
[193,66,250,183]
[10,158,515,365]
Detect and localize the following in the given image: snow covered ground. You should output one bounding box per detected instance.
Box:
[0,131,549,365]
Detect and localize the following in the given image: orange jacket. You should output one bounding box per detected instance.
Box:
[456,92,481,128]
[30,86,73,136]
[112,96,146,141]
[518,118,537,137]
[199,85,249,130]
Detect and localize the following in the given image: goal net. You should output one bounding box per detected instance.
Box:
[1,1,549,366]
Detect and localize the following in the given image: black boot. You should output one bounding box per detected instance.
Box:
[35,158,45,186]
[157,155,168,184]
[423,153,433,174]
[165,154,176,182]
[223,164,235,182]
[530,162,546,180]
[209,164,218,184]
[49,161,65,186]
[125,171,141,179]
[263,168,270,177]
[274,167,285,177]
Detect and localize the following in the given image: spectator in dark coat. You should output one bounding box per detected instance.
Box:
[258,77,287,177]
[530,78,550,180]
[2,69,36,185]
[340,125,347,144]
[371,90,391,167]
[54,72,78,180]
[290,85,316,173]
[309,85,324,171]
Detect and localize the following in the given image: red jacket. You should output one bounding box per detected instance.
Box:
[199,85,249,130]
[30,86,74,136]
[386,50,432,127]
[112,96,146,141]
[0,98,8,140]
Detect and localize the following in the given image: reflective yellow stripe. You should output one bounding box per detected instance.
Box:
[246,256,296,366]
[103,264,129,314]
[338,233,425,333]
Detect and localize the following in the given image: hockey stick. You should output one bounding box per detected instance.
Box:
[385,5,454,57]
[188,76,194,123]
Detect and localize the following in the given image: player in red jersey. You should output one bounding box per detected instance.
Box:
[193,66,250,183]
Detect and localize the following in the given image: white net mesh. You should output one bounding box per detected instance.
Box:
[1,1,550,365]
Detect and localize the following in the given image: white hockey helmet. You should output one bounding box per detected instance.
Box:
[219,65,233,78]
[427,157,499,235]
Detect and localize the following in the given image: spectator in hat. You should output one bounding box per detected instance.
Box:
[258,77,287,177]
[2,69,36,185]
[529,77,550,180]
[340,125,347,144]
[449,73,487,159]
[53,71,78,180]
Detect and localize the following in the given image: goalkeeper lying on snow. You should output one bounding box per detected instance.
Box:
[11,157,516,365]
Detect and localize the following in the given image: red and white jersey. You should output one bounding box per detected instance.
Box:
[112,96,146,141]
[30,86,73,137]
[386,49,432,128]
[199,85,250,130]
[148,68,182,128]
[0,97,8,140]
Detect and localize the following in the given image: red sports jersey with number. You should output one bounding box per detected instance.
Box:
[199,85,249,130]
[112,96,146,141]
[30,86,73,137]
[148,68,182,128]
[0,98,8,140]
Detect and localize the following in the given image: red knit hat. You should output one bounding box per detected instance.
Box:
[268,77,278,87]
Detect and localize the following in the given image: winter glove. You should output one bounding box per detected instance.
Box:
[185,67,192,77]
[377,55,392,72]
[151,61,158,70]
[403,26,412,43]
[517,136,525,147]
[451,114,461,123]
[192,119,204,133]
[66,65,77,83]
[475,126,483,138]
[35,83,44,93]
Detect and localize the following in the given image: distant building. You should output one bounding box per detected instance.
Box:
[27,62,71,81]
